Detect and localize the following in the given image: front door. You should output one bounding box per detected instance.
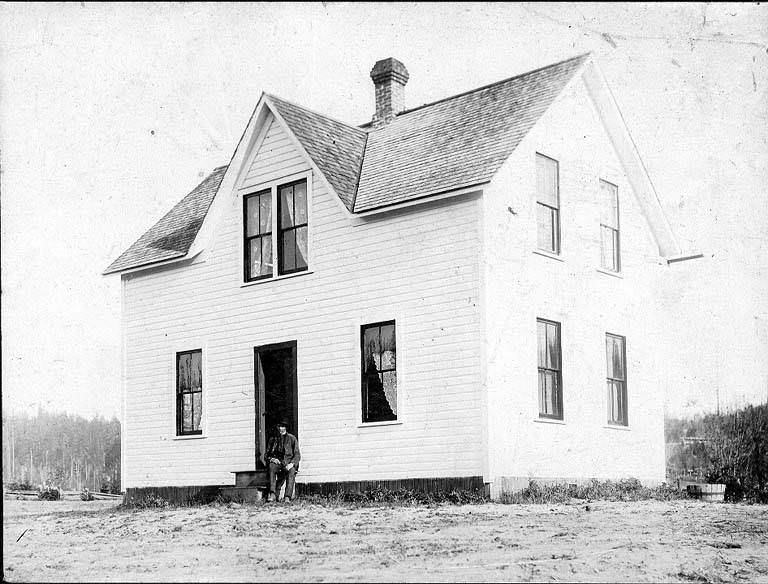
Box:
[254,341,298,469]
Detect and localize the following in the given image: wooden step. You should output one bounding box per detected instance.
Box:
[233,470,268,487]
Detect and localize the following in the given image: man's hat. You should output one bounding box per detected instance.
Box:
[276,420,290,428]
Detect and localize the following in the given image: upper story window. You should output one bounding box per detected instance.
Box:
[278,180,308,275]
[599,179,620,272]
[537,318,563,420]
[606,333,628,426]
[177,349,203,435]
[361,320,397,423]
[243,177,308,283]
[536,153,560,254]
[244,190,273,281]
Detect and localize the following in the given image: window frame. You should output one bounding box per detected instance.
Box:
[175,349,204,436]
[599,179,621,272]
[535,153,561,255]
[277,178,310,276]
[537,318,563,420]
[243,188,273,282]
[605,333,628,426]
[240,170,312,286]
[359,319,399,425]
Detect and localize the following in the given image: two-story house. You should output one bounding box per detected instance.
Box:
[104,53,684,502]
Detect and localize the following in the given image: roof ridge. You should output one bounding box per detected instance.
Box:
[264,93,368,137]
[359,52,591,128]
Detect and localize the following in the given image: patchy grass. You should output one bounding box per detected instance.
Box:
[500,478,686,504]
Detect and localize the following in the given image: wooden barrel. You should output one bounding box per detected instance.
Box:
[687,483,725,502]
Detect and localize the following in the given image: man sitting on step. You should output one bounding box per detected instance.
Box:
[265,420,300,502]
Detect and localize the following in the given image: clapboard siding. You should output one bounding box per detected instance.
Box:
[122,114,483,488]
[482,75,666,494]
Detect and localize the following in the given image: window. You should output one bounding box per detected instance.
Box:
[536,153,560,254]
[278,180,308,275]
[243,177,309,282]
[176,349,202,435]
[361,321,397,423]
[244,189,273,281]
[537,319,562,419]
[606,334,628,426]
[599,179,620,271]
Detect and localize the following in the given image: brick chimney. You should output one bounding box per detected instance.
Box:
[370,57,409,126]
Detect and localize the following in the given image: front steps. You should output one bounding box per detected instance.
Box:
[219,469,271,502]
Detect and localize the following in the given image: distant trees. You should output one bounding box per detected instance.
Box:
[2,408,121,493]
[666,404,768,502]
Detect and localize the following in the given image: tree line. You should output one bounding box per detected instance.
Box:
[2,408,121,493]
[666,403,767,502]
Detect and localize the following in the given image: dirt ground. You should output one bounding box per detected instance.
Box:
[3,497,767,582]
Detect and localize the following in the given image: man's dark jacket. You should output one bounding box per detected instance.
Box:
[265,433,301,469]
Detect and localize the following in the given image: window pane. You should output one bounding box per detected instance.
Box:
[537,204,555,251]
[182,393,193,431]
[537,320,547,367]
[536,154,558,207]
[546,323,560,369]
[282,231,296,272]
[261,236,273,276]
[380,324,396,370]
[295,226,308,270]
[539,370,558,416]
[363,325,381,371]
[190,351,202,391]
[245,195,260,237]
[249,238,262,278]
[382,371,397,415]
[177,353,191,393]
[193,392,202,431]
[363,373,396,422]
[294,181,308,225]
[601,225,615,270]
[600,180,618,228]
[280,185,295,228]
[259,192,272,234]
[607,335,625,380]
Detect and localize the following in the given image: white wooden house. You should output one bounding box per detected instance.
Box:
[105,54,685,500]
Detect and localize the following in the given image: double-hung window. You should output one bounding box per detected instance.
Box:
[243,178,308,282]
[361,321,397,423]
[599,179,620,271]
[536,153,560,254]
[244,190,273,281]
[606,333,628,426]
[537,319,563,419]
[176,349,203,435]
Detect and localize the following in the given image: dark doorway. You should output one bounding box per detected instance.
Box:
[254,341,298,469]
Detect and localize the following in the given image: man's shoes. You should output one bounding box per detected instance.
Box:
[283,496,292,503]
[266,493,276,502]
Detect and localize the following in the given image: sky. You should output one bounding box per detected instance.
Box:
[1,2,766,420]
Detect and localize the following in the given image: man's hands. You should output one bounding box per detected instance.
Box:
[269,457,281,465]
[285,463,294,471]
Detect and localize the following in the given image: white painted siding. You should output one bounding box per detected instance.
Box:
[481,75,668,494]
[122,113,483,488]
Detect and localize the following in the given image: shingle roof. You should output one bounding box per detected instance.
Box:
[354,53,589,212]
[266,94,367,211]
[103,166,227,274]
[106,54,589,273]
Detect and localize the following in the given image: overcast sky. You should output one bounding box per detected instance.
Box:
[2,2,766,420]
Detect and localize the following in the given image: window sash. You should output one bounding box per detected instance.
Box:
[537,319,563,419]
[536,154,560,254]
[605,334,627,426]
[537,203,560,254]
[361,320,397,423]
[600,224,620,271]
[277,180,309,276]
[599,180,620,271]
[244,190,273,282]
[176,350,203,435]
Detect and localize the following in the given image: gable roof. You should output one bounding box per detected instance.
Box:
[355,53,589,212]
[103,166,227,274]
[109,52,674,274]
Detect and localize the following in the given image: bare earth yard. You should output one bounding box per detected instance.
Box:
[3,497,767,582]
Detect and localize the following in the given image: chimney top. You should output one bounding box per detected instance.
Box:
[370,58,409,126]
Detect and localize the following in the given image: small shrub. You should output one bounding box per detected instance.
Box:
[500,478,685,504]
[80,489,94,501]
[126,494,170,509]
[38,487,60,501]
[5,481,34,491]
